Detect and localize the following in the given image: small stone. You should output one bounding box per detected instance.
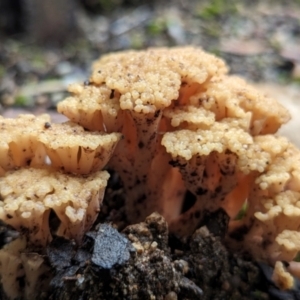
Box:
[220,39,268,56]
[174,259,189,275]
[174,249,184,256]
[280,45,300,62]
[222,280,231,291]
[132,242,144,254]
[1,93,15,106]
[87,224,133,269]
[150,241,158,250]
[144,241,151,250]
[292,63,300,79]
[164,291,178,300]
[35,94,49,105]
[55,61,73,76]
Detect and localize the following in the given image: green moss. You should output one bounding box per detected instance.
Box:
[97,0,123,12]
[147,18,166,36]
[32,58,46,71]
[130,32,145,49]
[0,65,5,80]
[251,290,268,299]
[209,48,222,56]
[202,23,222,37]
[198,0,237,20]
[15,95,29,106]
[292,77,300,85]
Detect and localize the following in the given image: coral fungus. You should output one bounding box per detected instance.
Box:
[1,46,300,298]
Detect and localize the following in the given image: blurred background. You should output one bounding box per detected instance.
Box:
[0,0,300,143]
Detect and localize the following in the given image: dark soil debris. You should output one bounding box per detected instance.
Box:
[38,211,272,300]
[0,220,19,249]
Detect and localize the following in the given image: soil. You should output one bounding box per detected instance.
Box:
[1,1,300,299]
[43,212,264,300]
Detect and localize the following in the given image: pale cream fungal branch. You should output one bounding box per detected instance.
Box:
[189,76,290,134]
[20,252,50,300]
[0,237,50,300]
[0,114,50,172]
[239,142,300,266]
[272,261,294,290]
[37,121,121,174]
[58,83,122,133]
[0,237,27,299]
[161,123,260,235]
[58,47,229,223]
[0,168,109,245]
[163,105,215,131]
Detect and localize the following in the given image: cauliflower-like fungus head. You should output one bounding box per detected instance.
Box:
[238,141,300,268]
[0,168,109,245]
[57,46,290,238]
